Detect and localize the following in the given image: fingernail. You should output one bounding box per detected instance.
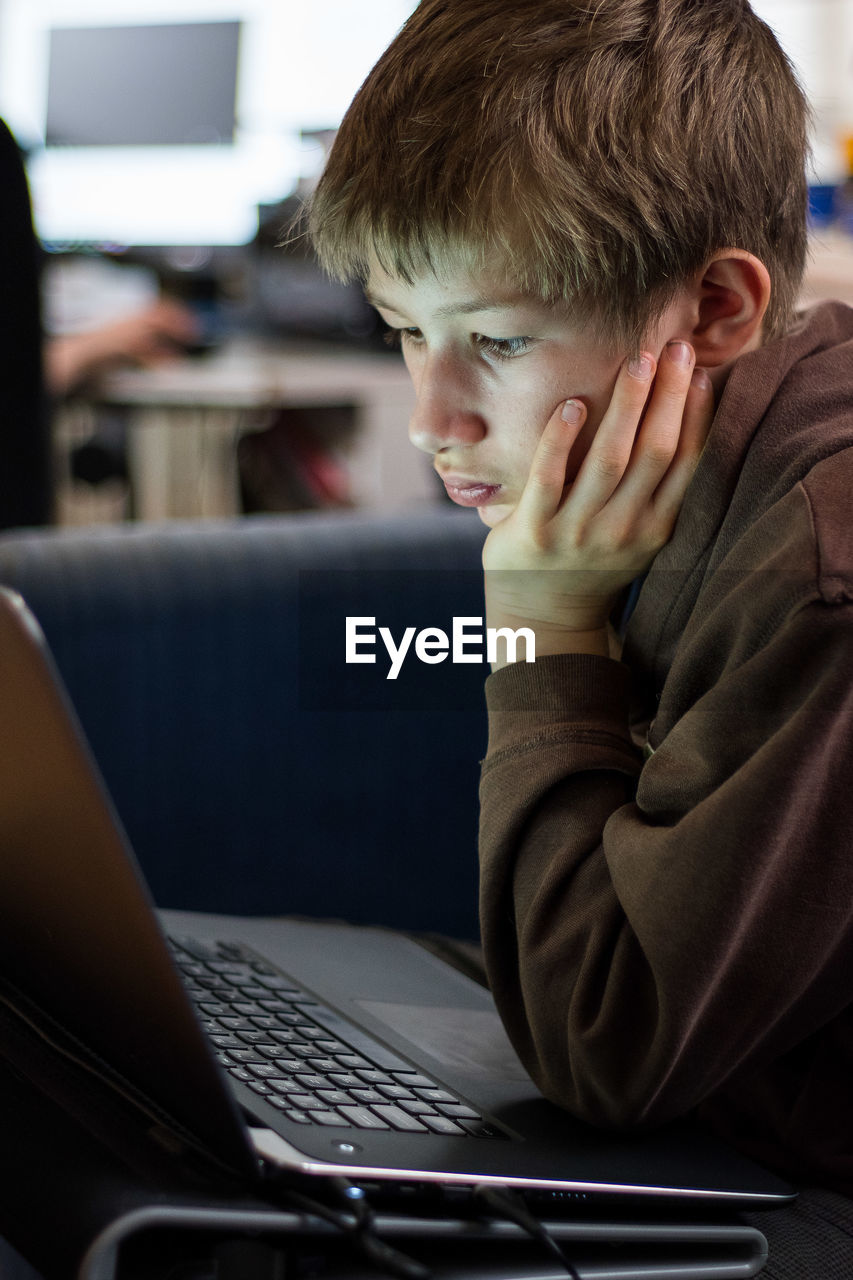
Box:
[561,398,584,424]
[666,339,692,366]
[627,353,654,380]
[691,366,711,390]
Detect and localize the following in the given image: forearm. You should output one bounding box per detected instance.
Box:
[479,607,853,1128]
[479,653,651,1123]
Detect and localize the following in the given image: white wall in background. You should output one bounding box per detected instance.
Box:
[751,0,853,179]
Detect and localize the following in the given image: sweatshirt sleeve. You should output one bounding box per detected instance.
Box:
[478,598,853,1129]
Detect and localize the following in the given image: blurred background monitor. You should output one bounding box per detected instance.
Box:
[45,22,241,149]
[0,0,418,253]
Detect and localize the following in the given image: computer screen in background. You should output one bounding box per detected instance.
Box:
[29,17,282,251]
[0,1,419,253]
[45,22,240,148]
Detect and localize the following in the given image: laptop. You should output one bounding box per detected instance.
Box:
[0,587,794,1222]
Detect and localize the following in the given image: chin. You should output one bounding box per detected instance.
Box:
[477,502,513,528]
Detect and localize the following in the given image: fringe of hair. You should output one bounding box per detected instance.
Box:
[308,0,810,347]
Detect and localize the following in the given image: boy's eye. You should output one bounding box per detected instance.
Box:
[382,326,424,349]
[474,334,532,360]
[383,327,531,360]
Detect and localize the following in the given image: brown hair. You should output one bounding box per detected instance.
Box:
[308,0,810,347]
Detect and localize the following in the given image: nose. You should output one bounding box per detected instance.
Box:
[407,350,487,456]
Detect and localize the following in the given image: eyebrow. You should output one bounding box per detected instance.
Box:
[365,293,521,319]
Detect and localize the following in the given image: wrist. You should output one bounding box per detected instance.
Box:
[486,615,610,669]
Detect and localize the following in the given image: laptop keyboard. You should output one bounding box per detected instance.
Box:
[169,935,502,1139]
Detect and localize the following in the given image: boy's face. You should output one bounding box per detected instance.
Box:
[367,260,678,527]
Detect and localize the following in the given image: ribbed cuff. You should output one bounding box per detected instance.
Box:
[484,652,634,760]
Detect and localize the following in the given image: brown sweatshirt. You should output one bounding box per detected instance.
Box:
[479,301,853,1195]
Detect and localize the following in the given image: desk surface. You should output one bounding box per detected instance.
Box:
[96,340,415,410]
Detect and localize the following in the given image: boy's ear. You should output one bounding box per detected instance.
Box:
[681,251,772,367]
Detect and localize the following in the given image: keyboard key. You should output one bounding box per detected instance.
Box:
[247,1080,274,1096]
[258,1045,302,1059]
[437,1103,481,1119]
[197,975,237,991]
[414,1088,456,1103]
[328,1074,361,1089]
[391,1073,436,1088]
[314,1039,348,1053]
[228,1066,255,1082]
[335,1054,371,1070]
[292,1074,328,1090]
[210,1034,241,1048]
[285,1110,312,1124]
[217,943,256,962]
[208,961,253,977]
[306,1058,339,1073]
[254,972,300,991]
[171,935,219,961]
[229,1048,265,1063]
[286,1093,320,1109]
[248,1063,284,1079]
[316,1089,353,1106]
[307,1110,347,1126]
[370,1105,428,1132]
[268,1079,296,1095]
[421,1115,465,1135]
[398,1099,438,1116]
[377,1084,416,1101]
[459,1120,506,1139]
[266,1029,305,1044]
[236,1030,274,1044]
[350,1088,384,1104]
[339,1106,390,1130]
[356,1070,394,1086]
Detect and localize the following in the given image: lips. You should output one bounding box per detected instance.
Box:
[438,473,503,508]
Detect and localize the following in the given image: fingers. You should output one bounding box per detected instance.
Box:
[574,339,711,524]
[514,337,714,538]
[651,364,715,526]
[515,397,588,525]
[631,340,695,483]
[566,350,659,522]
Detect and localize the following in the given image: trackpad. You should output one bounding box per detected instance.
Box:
[356,1000,530,1083]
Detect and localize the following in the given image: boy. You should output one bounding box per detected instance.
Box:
[308,0,853,1208]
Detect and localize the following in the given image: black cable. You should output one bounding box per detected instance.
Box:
[281,1180,431,1280]
[474,1185,583,1280]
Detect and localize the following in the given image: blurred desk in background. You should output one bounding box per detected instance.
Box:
[56,339,434,523]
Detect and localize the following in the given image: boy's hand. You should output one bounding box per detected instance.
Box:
[483,340,714,665]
